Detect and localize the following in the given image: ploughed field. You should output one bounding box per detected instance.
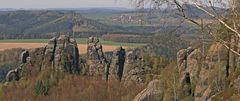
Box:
[0,38,145,53]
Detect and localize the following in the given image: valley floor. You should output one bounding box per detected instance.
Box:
[0,43,129,54]
[0,38,145,53]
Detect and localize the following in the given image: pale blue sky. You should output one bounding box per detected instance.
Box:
[0,0,132,8]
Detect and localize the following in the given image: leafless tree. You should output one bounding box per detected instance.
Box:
[130,0,239,56]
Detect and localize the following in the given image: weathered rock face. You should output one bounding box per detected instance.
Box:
[178,47,202,80]
[133,47,200,101]
[177,47,202,98]
[41,35,80,73]
[109,47,126,81]
[177,47,195,68]
[4,35,80,84]
[83,37,152,83]
[0,48,25,82]
[5,50,31,83]
[133,80,164,101]
[85,37,107,76]
[87,37,105,62]
[176,43,239,100]
[20,50,30,63]
[122,48,151,83]
[133,47,203,101]
[5,64,23,84]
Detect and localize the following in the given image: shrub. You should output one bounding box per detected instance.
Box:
[34,80,50,96]
[33,70,62,96]
[144,55,169,74]
[0,83,3,97]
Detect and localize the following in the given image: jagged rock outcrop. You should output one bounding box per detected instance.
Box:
[179,47,202,78]
[177,47,195,69]
[40,35,80,73]
[109,46,126,81]
[4,50,31,83]
[4,35,80,84]
[20,50,30,63]
[122,48,151,84]
[107,46,152,83]
[176,43,238,100]
[177,47,202,98]
[3,36,152,84]
[83,38,152,83]
[133,80,164,101]
[133,47,201,101]
[0,48,25,82]
[87,37,105,61]
[86,37,108,76]
[4,64,23,84]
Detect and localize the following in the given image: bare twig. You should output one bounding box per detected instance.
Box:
[172,0,240,56]
[193,3,240,38]
[208,30,240,56]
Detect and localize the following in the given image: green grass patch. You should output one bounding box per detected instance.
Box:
[0,38,146,47]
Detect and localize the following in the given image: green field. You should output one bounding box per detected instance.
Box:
[0,38,146,47]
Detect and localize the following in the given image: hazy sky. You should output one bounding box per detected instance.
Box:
[0,0,229,9]
[0,0,132,8]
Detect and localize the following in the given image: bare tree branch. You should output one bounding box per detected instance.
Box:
[193,3,240,38]
[172,0,240,56]
[208,30,240,56]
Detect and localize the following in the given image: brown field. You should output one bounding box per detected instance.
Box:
[0,43,126,54]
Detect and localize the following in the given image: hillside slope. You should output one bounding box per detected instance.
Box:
[0,11,114,34]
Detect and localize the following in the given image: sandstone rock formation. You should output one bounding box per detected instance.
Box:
[133,80,164,101]
[20,50,30,63]
[4,35,155,86]
[5,64,23,84]
[177,47,195,69]
[133,47,202,101]
[122,48,151,83]
[177,47,201,98]
[83,37,152,83]
[85,37,108,76]
[176,44,238,100]
[4,50,31,83]
[109,46,126,81]
[0,48,25,82]
[87,37,105,62]
[106,45,153,83]
[178,47,202,79]
[4,34,80,84]
[41,35,80,73]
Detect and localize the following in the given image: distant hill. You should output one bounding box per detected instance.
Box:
[32,5,222,27]
[0,10,115,34]
[74,7,132,14]
[125,4,226,18]
[0,5,226,36]
[0,8,16,11]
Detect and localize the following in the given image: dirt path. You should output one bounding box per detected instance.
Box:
[0,43,124,54]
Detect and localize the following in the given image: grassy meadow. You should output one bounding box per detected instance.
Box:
[0,38,146,47]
